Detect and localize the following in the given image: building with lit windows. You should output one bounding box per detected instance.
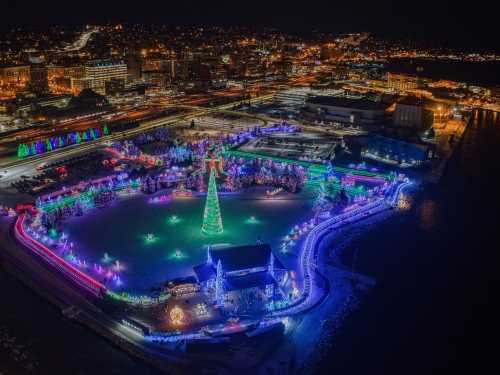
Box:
[72,60,127,95]
[0,65,30,85]
[0,65,31,97]
[48,65,85,93]
[387,72,419,92]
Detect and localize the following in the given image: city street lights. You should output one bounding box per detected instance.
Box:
[435,105,443,124]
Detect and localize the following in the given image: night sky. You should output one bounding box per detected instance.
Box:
[1,0,498,51]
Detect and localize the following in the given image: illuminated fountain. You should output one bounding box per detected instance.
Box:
[168,215,181,224]
[167,248,187,260]
[145,233,157,243]
[245,215,260,224]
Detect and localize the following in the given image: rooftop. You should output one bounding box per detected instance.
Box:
[193,244,284,283]
[85,59,126,67]
[306,96,390,111]
[225,271,276,291]
[212,244,281,272]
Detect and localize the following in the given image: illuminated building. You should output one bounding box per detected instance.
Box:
[48,65,84,93]
[0,65,30,85]
[166,277,200,296]
[141,58,167,72]
[359,134,436,166]
[47,65,65,81]
[71,77,102,95]
[0,65,30,96]
[72,60,127,95]
[274,88,313,106]
[193,244,282,307]
[84,60,127,85]
[141,58,178,88]
[387,72,419,92]
[208,63,228,89]
[4,93,72,116]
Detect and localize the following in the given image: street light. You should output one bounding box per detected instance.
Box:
[435,105,443,123]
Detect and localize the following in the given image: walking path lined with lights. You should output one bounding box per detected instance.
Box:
[293,180,411,315]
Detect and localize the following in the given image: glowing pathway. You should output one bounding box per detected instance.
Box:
[270,180,412,318]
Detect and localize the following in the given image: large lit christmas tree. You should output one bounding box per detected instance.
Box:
[202,168,223,235]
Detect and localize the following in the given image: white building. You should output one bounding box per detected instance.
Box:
[72,60,128,95]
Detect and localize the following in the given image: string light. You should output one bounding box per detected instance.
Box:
[201,168,223,235]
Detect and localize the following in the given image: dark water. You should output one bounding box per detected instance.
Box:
[1,109,499,374]
[312,109,500,374]
[0,264,161,374]
[387,59,500,87]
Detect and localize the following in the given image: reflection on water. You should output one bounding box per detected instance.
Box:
[311,108,500,374]
[418,199,440,232]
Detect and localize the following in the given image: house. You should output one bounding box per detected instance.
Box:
[193,244,284,308]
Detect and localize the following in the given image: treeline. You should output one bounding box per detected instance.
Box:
[17,125,110,159]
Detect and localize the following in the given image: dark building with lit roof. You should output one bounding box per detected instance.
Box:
[193,244,285,310]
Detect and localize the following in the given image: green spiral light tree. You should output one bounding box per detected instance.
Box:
[201,168,223,235]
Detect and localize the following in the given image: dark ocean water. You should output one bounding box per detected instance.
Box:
[312,109,500,374]
[387,59,500,87]
[1,109,499,374]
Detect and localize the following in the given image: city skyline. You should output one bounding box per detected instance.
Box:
[1,0,498,51]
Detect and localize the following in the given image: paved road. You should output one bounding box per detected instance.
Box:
[0,95,276,204]
[59,27,99,52]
